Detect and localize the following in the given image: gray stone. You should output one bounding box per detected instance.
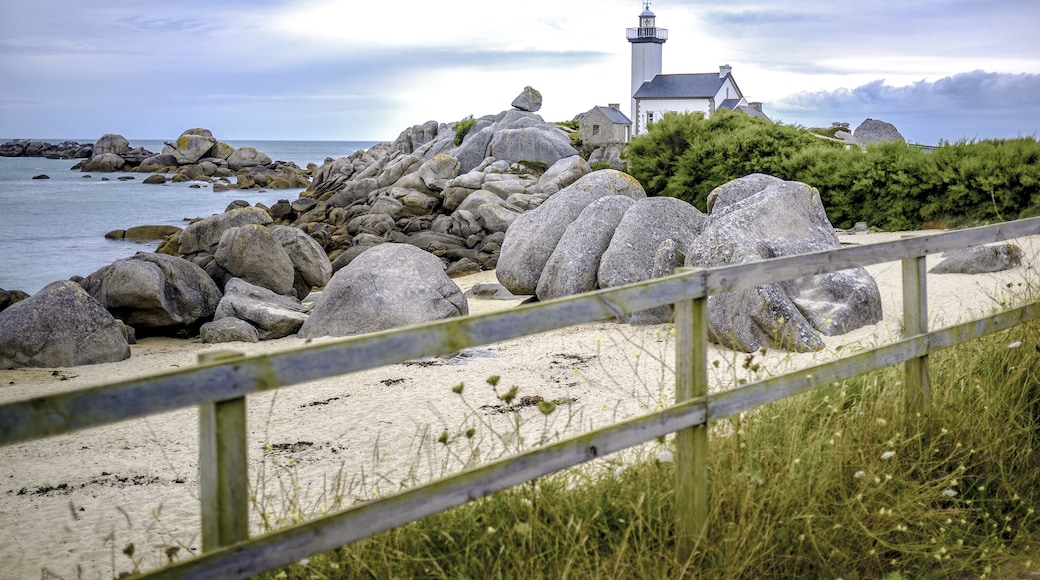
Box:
[853,118,906,145]
[267,224,333,289]
[538,155,590,194]
[487,127,578,169]
[497,170,647,295]
[598,196,707,289]
[625,239,684,325]
[464,283,520,300]
[930,244,1023,274]
[200,317,260,344]
[685,175,883,352]
[213,278,308,339]
[298,243,468,338]
[167,129,218,165]
[227,146,273,170]
[511,86,543,112]
[536,195,635,301]
[179,206,273,255]
[417,153,460,191]
[80,153,126,172]
[80,252,222,333]
[0,280,131,369]
[93,134,129,156]
[476,203,521,234]
[214,225,296,296]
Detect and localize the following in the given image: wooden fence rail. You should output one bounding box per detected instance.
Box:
[1,217,1038,579]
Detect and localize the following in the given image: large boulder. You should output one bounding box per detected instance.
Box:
[93,134,130,156]
[536,195,635,301]
[685,174,883,352]
[200,317,260,344]
[538,155,590,195]
[0,281,131,369]
[853,118,905,145]
[417,153,460,191]
[267,225,334,293]
[930,244,1023,274]
[598,197,707,289]
[298,243,467,338]
[213,278,308,340]
[166,128,218,165]
[497,170,646,295]
[179,206,273,255]
[487,126,578,169]
[81,253,223,334]
[80,152,126,172]
[213,225,296,296]
[511,86,543,112]
[227,147,272,170]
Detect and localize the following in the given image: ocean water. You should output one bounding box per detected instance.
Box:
[0,140,379,294]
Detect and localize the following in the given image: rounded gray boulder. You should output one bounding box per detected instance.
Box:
[0,280,130,368]
[298,243,468,338]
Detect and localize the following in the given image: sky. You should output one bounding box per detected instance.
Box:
[1,1,1038,145]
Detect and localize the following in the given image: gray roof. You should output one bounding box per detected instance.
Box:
[736,105,772,123]
[597,106,632,125]
[719,99,742,110]
[633,73,727,99]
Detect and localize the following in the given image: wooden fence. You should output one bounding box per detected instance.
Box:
[2,218,1039,578]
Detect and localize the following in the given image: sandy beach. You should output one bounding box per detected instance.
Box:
[1,230,1038,579]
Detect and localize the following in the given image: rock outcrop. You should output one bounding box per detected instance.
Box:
[289,88,584,279]
[65,128,309,190]
[685,174,883,352]
[0,281,131,369]
[298,243,467,338]
[0,139,93,159]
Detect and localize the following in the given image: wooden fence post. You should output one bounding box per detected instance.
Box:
[675,268,709,564]
[902,255,930,414]
[198,351,250,552]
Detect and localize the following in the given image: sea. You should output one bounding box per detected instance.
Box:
[0,139,380,295]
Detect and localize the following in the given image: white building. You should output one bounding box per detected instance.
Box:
[627,2,768,136]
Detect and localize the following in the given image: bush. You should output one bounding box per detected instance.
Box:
[454,115,477,147]
[624,110,1040,230]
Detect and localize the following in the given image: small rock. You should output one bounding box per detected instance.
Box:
[32,174,49,180]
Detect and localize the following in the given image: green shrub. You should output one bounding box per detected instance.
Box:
[454,115,477,147]
[625,110,1040,230]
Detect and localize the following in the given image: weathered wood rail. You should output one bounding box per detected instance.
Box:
[1,218,1038,578]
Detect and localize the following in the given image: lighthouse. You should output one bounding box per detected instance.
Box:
[627,1,668,134]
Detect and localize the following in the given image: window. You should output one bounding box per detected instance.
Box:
[593,125,600,136]
[647,111,655,125]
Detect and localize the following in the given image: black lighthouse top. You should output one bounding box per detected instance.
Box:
[627,1,668,44]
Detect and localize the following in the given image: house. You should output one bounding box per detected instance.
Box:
[627,2,770,136]
[578,103,632,146]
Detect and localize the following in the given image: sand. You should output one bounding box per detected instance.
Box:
[1,231,1038,578]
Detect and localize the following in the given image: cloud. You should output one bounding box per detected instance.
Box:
[769,71,1040,143]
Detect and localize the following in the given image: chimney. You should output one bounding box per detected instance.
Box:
[749,101,763,112]
[719,64,732,78]
[608,103,620,110]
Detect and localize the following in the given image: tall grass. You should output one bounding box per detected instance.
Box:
[260,312,1040,579]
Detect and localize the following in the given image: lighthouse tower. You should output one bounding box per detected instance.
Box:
[627,1,668,134]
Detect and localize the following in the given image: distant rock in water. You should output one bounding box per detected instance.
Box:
[32,174,49,180]
[65,127,308,189]
[0,139,92,159]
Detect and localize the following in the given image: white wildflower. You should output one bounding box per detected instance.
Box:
[854,470,866,479]
[942,489,959,498]
[656,450,674,463]
[881,450,895,460]
[1008,341,1023,349]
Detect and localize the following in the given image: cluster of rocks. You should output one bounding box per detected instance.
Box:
[0,139,93,159]
[283,86,586,278]
[496,173,885,352]
[69,129,309,190]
